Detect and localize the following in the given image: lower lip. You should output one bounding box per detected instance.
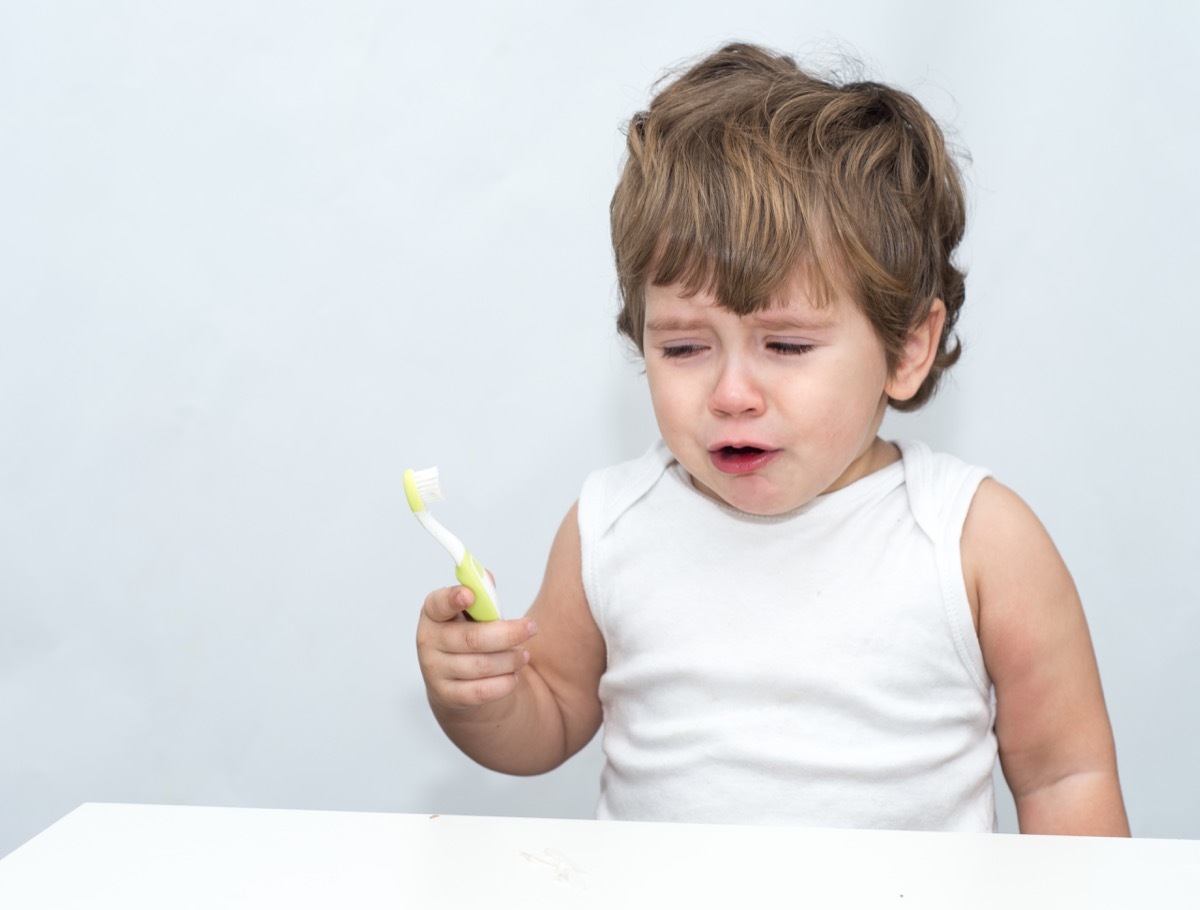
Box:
[709,447,779,475]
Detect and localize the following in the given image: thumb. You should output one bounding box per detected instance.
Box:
[422,585,476,623]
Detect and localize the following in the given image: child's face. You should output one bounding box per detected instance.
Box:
[642,274,897,516]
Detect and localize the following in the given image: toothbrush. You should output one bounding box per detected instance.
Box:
[403,466,501,622]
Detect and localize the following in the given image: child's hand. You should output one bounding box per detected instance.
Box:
[416,583,538,713]
[413,503,603,776]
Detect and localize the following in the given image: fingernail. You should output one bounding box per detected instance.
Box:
[527,620,538,636]
[522,650,531,666]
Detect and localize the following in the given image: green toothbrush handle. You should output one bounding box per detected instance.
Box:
[455,550,501,622]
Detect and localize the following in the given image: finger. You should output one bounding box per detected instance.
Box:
[439,671,523,709]
[421,585,476,624]
[441,617,538,655]
[442,647,531,682]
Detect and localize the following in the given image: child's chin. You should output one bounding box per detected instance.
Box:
[690,474,800,516]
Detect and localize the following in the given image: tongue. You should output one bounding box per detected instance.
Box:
[712,446,773,474]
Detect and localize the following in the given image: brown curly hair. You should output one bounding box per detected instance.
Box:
[611,43,967,410]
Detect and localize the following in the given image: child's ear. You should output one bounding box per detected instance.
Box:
[884,298,946,402]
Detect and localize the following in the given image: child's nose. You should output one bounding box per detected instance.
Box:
[709,356,765,417]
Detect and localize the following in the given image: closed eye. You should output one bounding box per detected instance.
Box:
[660,343,707,359]
[767,341,816,355]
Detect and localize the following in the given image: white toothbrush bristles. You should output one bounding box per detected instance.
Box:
[411,466,445,505]
[407,466,465,564]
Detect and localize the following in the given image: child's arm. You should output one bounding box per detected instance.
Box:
[963,479,1130,836]
[415,502,605,774]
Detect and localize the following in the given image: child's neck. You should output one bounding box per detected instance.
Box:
[825,436,901,495]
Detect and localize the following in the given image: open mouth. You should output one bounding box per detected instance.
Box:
[709,445,777,475]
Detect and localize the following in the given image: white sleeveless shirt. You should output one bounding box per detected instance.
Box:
[578,439,997,831]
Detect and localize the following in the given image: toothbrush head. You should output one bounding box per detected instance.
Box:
[403,466,444,513]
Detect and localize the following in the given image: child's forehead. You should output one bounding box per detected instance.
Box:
[644,278,848,328]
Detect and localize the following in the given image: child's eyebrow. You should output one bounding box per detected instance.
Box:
[644,317,710,334]
[749,312,839,332]
[645,313,839,333]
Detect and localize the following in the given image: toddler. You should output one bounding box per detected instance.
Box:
[415,43,1128,835]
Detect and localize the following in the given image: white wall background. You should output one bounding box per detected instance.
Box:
[2,0,1197,856]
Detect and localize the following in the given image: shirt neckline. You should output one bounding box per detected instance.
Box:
[663,444,907,524]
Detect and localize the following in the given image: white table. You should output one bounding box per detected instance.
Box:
[1,803,1197,908]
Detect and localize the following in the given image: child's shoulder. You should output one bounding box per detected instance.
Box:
[895,440,993,540]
